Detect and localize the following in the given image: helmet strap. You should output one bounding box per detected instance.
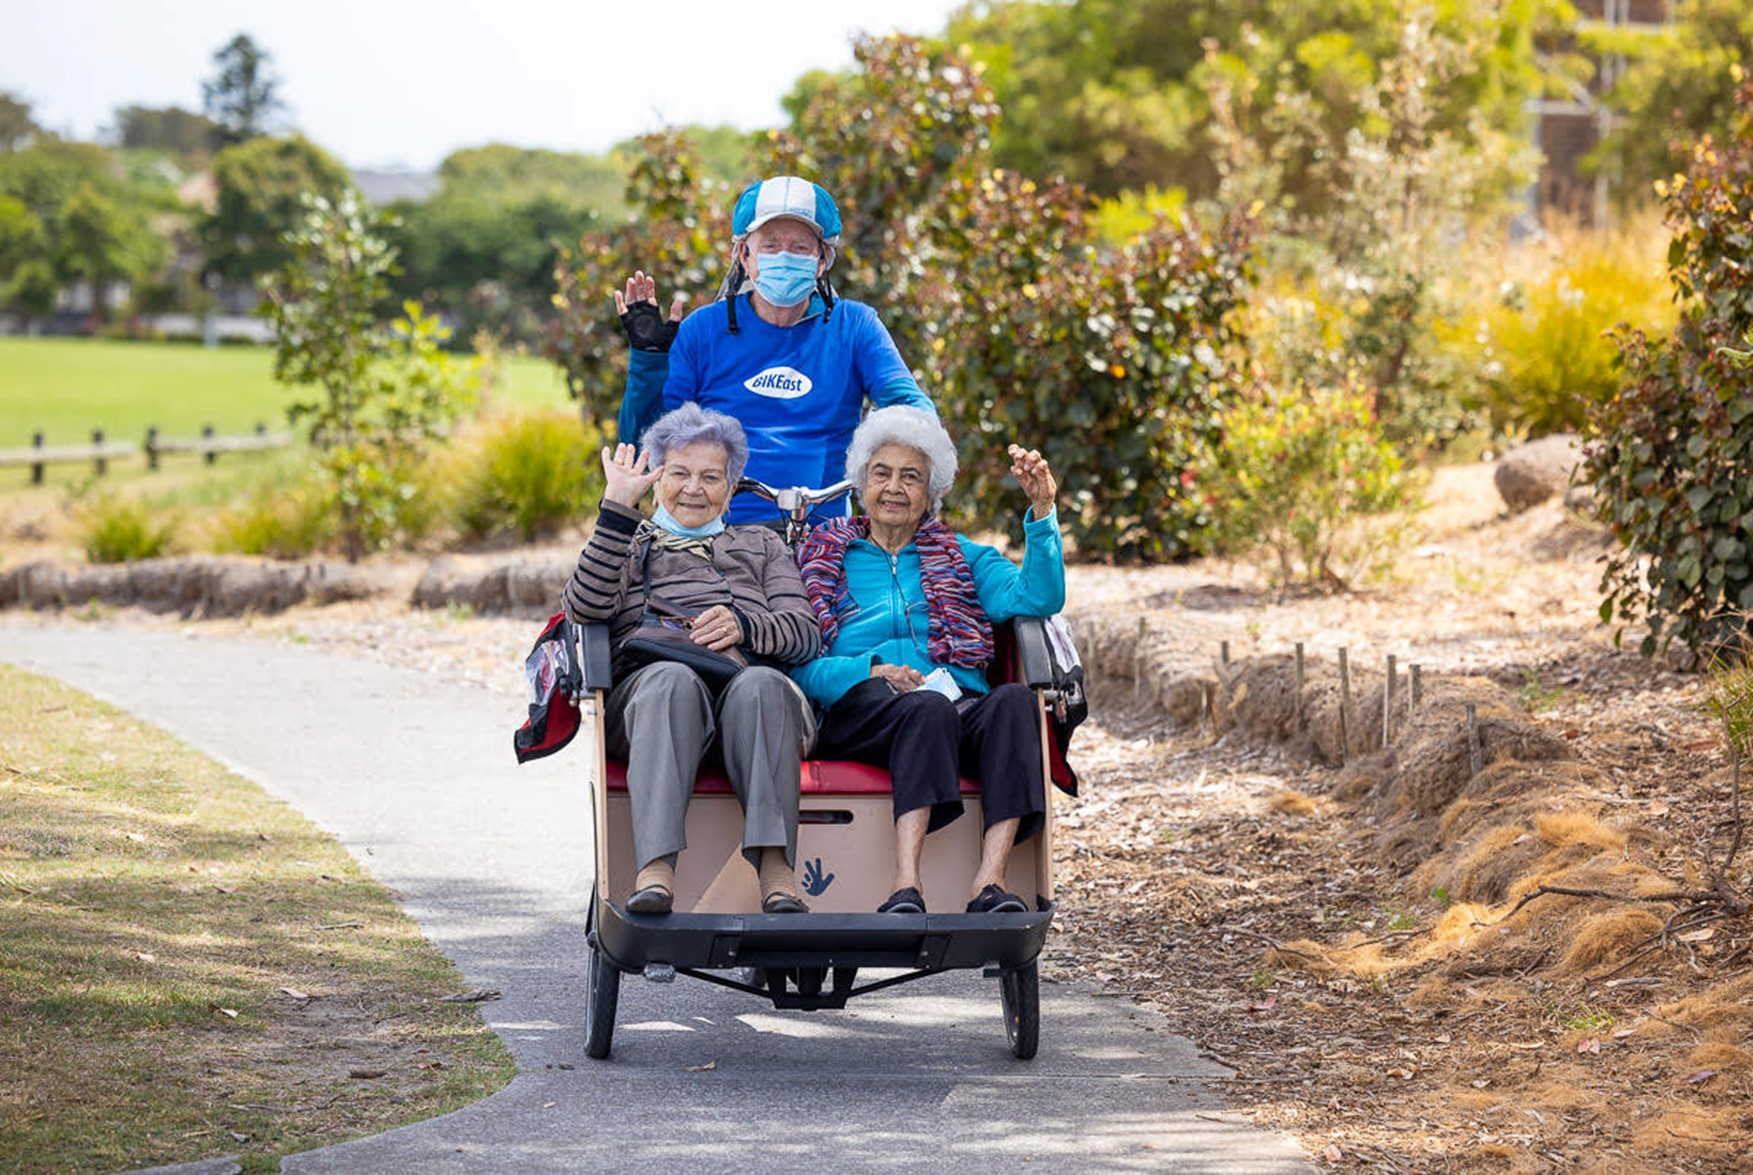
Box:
[725,260,744,333]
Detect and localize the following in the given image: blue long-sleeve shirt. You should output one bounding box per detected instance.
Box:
[791,508,1066,710]
[619,294,932,524]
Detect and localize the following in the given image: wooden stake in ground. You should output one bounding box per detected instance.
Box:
[1338,647,1351,764]
[1466,702,1483,774]
[1410,663,1423,713]
[1383,654,1397,749]
[1294,642,1306,719]
[1135,617,1147,704]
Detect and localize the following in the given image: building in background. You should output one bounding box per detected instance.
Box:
[1530,0,1670,227]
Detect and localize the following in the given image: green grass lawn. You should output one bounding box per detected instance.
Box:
[0,337,572,449]
[0,664,515,1173]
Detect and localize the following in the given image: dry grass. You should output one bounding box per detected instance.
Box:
[1535,809,1627,852]
[1629,1109,1744,1160]
[1653,974,1753,1036]
[1045,459,1751,1169]
[1557,907,1666,974]
[1266,789,1317,816]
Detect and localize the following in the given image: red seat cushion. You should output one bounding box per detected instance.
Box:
[604,759,980,796]
[807,759,980,796]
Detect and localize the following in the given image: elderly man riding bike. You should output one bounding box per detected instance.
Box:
[614,175,934,524]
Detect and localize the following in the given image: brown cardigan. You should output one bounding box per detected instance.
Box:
[561,499,821,669]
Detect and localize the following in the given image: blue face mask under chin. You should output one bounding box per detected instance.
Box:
[751,250,819,308]
[652,502,726,537]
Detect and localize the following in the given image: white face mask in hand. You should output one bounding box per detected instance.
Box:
[918,667,963,701]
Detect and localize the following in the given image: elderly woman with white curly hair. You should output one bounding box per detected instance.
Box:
[793,407,1064,915]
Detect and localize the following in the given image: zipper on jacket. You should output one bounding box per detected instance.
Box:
[887,552,906,643]
[887,550,929,655]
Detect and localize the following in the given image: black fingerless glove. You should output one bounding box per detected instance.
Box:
[619,302,679,353]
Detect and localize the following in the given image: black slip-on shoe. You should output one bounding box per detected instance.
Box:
[877,886,926,914]
[625,884,673,915]
[966,884,1027,914]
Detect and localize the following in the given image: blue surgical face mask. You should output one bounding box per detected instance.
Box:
[751,250,819,308]
[652,502,726,537]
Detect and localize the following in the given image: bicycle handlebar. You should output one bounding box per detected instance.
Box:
[735,478,856,513]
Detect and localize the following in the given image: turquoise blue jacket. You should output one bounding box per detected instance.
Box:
[791,508,1065,710]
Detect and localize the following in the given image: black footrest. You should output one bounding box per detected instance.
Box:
[593,902,1054,975]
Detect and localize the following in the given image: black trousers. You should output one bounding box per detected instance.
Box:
[814,678,1045,844]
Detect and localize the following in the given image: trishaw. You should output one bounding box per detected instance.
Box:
[572,480,1073,1061]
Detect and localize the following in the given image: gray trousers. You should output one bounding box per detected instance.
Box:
[605,662,815,871]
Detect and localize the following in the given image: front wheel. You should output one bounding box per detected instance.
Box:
[999,959,1039,1060]
[585,944,620,1059]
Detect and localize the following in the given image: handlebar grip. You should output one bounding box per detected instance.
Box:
[792,479,856,507]
[735,478,782,502]
[733,478,855,508]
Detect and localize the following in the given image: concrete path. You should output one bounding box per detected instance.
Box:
[2,624,1308,1173]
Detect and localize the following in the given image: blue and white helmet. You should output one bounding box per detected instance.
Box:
[731,175,843,250]
[718,175,843,315]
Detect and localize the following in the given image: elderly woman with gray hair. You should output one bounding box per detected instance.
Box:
[793,406,1064,915]
[563,403,820,915]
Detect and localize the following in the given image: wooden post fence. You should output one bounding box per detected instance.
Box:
[4,424,290,480]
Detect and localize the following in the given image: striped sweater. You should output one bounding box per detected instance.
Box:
[561,499,821,669]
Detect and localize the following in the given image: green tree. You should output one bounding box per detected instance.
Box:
[0,139,121,220]
[55,180,165,319]
[759,33,998,329]
[431,143,627,209]
[1204,9,1540,451]
[112,104,222,161]
[673,125,756,185]
[388,191,601,344]
[202,134,351,284]
[385,144,621,343]
[912,170,1258,560]
[0,194,55,320]
[936,0,1563,208]
[263,192,479,561]
[203,33,284,144]
[0,138,170,320]
[546,129,733,427]
[1588,0,1753,198]
[0,92,40,153]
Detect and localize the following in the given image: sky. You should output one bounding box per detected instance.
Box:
[2,0,975,171]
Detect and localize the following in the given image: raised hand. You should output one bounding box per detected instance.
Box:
[1007,444,1058,519]
[689,604,743,651]
[600,443,663,507]
[613,271,687,353]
